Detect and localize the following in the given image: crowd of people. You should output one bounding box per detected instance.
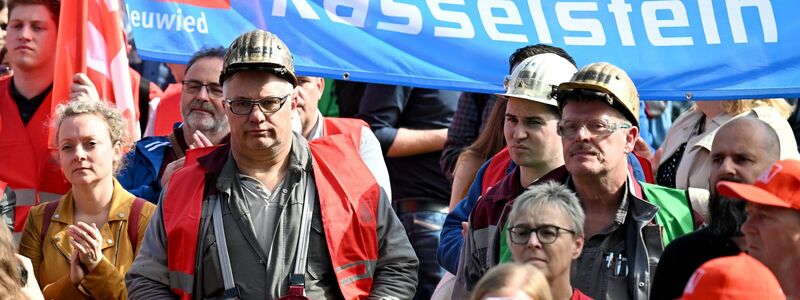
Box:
[0,0,798,299]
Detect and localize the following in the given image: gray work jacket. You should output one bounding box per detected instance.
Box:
[126,132,419,299]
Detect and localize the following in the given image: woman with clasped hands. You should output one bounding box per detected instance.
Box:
[18,74,156,299]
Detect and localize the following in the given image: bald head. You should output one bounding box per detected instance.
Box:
[707,116,781,237]
[716,117,780,161]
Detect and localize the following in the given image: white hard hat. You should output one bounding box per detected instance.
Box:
[498,53,577,106]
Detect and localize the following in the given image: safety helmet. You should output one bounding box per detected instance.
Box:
[220,29,297,86]
[556,62,639,126]
[498,53,577,107]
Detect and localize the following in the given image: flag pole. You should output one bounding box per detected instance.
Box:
[76,0,88,74]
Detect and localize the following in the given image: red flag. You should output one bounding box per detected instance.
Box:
[53,0,140,144]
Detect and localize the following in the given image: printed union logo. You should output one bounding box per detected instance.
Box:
[153,0,230,9]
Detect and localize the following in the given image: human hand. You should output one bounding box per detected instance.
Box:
[633,137,654,162]
[161,157,186,188]
[67,222,104,273]
[69,250,88,285]
[69,73,100,102]
[189,130,214,149]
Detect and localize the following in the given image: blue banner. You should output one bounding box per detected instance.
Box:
[125,0,800,100]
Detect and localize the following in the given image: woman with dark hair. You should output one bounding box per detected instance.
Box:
[449,96,508,207]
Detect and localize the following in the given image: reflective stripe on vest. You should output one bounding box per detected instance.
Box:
[481,147,512,195]
[163,133,379,299]
[10,188,62,232]
[163,145,217,299]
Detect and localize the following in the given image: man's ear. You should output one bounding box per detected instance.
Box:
[316,77,325,93]
[289,89,298,110]
[625,126,639,153]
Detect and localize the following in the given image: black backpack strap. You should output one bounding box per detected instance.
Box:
[138,77,151,133]
[128,198,147,252]
[40,201,60,242]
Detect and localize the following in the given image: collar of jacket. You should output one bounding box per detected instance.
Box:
[51,179,138,226]
[483,165,570,204]
[50,179,138,255]
[198,132,311,194]
[565,173,659,225]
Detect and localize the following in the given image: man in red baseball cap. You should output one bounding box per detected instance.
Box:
[717,159,800,298]
[679,253,784,300]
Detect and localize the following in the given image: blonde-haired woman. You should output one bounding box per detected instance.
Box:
[471,263,552,300]
[656,99,799,190]
[19,75,156,299]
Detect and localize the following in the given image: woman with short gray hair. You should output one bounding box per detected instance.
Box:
[507,181,591,300]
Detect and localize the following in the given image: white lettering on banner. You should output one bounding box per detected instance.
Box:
[642,1,693,46]
[556,2,606,45]
[478,0,528,42]
[324,0,369,28]
[727,0,777,43]
[608,0,635,45]
[272,0,321,19]
[698,0,721,44]
[427,0,475,38]
[127,0,779,46]
[377,0,422,34]
[126,5,208,34]
[527,0,553,43]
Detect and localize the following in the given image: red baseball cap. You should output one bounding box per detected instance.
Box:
[679,253,784,300]
[717,159,800,211]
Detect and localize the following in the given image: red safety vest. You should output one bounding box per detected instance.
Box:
[152,83,182,136]
[323,117,367,142]
[481,147,512,195]
[163,134,379,299]
[0,77,70,232]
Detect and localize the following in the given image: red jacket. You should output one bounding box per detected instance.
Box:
[0,77,69,232]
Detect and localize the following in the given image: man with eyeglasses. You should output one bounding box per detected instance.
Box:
[449,53,577,298]
[550,62,695,300]
[127,29,418,299]
[117,47,229,203]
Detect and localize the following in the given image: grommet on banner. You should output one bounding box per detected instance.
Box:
[342,72,351,80]
[685,92,693,100]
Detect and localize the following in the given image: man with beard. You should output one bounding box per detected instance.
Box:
[650,116,783,299]
[117,47,229,202]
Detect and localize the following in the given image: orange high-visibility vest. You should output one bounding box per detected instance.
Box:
[163,134,379,299]
[0,77,70,232]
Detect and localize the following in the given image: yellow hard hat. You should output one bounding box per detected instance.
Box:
[557,62,639,126]
[220,29,297,86]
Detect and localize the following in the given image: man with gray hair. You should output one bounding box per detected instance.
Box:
[506,181,591,300]
[651,116,785,299]
[117,47,230,203]
[126,29,418,299]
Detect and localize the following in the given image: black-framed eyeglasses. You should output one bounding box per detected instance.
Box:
[507,225,575,245]
[225,94,290,115]
[556,118,631,139]
[182,80,224,99]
